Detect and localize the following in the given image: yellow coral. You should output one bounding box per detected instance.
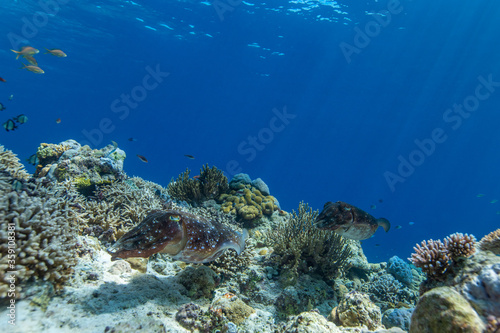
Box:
[238,205,261,220]
[74,177,91,190]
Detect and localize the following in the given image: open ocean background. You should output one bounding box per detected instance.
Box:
[1,0,499,263]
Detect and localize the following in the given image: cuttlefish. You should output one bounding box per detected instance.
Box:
[108,210,248,263]
[314,201,390,240]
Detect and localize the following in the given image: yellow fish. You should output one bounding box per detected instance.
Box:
[20,63,44,74]
[11,46,39,59]
[44,48,67,57]
[23,54,38,66]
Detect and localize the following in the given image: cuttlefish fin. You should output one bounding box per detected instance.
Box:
[377,218,390,232]
[323,201,334,208]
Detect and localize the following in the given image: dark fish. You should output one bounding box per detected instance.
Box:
[128,137,137,142]
[3,119,17,131]
[26,153,39,166]
[0,103,6,111]
[184,154,195,159]
[378,199,383,203]
[108,210,248,263]
[137,154,148,163]
[56,118,61,124]
[13,114,28,124]
[395,225,402,230]
[314,201,390,240]
[12,179,23,192]
[0,77,6,82]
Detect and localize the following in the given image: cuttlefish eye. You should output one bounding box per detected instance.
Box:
[169,214,181,222]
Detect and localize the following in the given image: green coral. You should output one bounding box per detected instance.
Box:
[266,201,352,285]
[167,165,228,204]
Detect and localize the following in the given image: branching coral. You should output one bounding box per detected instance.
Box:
[409,239,450,280]
[479,229,500,255]
[265,202,352,284]
[168,165,228,204]
[359,272,418,311]
[444,232,476,260]
[0,145,30,181]
[409,232,477,281]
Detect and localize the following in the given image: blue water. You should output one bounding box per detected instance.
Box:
[2,0,500,263]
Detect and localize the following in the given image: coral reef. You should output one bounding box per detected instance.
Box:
[330,291,383,330]
[168,164,228,204]
[219,173,281,223]
[359,272,418,311]
[383,307,413,331]
[280,311,341,333]
[410,286,485,333]
[479,229,500,255]
[176,265,220,299]
[0,145,30,181]
[0,146,81,298]
[265,202,352,285]
[387,255,413,286]
[32,140,126,194]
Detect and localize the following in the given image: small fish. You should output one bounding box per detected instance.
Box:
[378,199,383,203]
[3,119,17,131]
[12,179,23,192]
[137,154,148,163]
[193,175,200,180]
[9,95,13,101]
[370,204,376,209]
[23,54,38,66]
[314,201,390,240]
[128,137,137,142]
[44,48,67,57]
[108,210,248,263]
[26,153,39,166]
[408,221,415,225]
[20,63,44,74]
[0,77,6,82]
[0,103,6,111]
[477,194,485,198]
[375,244,381,247]
[497,211,500,215]
[11,46,39,59]
[56,118,61,124]
[395,225,402,229]
[490,199,498,204]
[184,154,195,159]
[13,114,28,124]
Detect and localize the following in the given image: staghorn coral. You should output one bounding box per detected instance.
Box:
[168,165,228,204]
[265,201,352,285]
[479,229,500,255]
[78,177,168,242]
[0,175,80,299]
[409,239,450,280]
[444,232,476,260]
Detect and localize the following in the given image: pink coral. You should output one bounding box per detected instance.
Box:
[409,239,450,279]
[444,232,476,260]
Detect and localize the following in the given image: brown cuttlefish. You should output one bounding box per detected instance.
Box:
[314,201,390,240]
[108,210,248,263]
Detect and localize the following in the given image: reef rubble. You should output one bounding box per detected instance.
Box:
[1,140,499,333]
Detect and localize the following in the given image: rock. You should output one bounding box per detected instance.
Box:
[281,311,341,333]
[229,173,252,189]
[212,296,255,324]
[176,265,219,299]
[251,177,270,196]
[463,263,500,317]
[108,260,132,275]
[333,291,383,330]
[383,307,413,331]
[409,286,485,333]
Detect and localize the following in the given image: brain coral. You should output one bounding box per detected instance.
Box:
[0,146,80,298]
